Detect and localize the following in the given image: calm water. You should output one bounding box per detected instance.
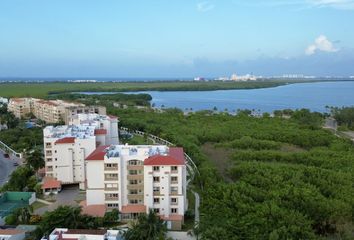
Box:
[79,81,354,113]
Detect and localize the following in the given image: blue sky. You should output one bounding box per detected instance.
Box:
[0,0,353,78]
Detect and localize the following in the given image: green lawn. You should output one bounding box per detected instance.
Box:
[31,201,49,210]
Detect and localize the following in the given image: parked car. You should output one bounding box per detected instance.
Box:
[13,162,19,166]
[3,153,9,158]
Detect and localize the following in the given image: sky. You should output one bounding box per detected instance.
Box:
[0,0,353,78]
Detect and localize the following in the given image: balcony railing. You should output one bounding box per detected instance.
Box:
[104,176,118,181]
[170,191,178,195]
[104,167,118,171]
[105,187,119,191]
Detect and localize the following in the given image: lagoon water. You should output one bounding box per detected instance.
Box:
[80,81,354,113]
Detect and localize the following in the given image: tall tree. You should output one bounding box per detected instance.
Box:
[123,210,167,240]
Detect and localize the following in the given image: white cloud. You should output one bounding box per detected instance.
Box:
[197,2,215,12]
[308,0,354,9]
[305,35,339,55]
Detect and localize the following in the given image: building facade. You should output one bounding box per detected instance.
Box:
[7,97,106,124]
[85,145,187,230]
[43,228,122,240]
[43,114,119,189]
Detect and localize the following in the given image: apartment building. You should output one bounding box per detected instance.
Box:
[85,145,187,230]
[63,105,106,124]
[43,228,122,240]
[8,97,106,124]
[7,98,33,119]
[43,114,119,189]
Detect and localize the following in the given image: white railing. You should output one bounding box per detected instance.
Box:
[0,140,22,158]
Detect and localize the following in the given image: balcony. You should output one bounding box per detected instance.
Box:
[104,176,118,181]
[104,167,118,171]
[127,194,144,201]
[127,185,143,191]
[127,175,143,181]
[105,187,119,191]
[170,191,178,195]
[127,165,143,171]
[105,196,119,201]
[153,191,161,196]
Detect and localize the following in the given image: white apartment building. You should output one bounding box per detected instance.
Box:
[43,114,119,189]
[85,145,187,230]
[43,228,122,240]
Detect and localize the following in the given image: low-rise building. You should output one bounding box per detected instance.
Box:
[0,229,26,240]
[43,114,119,189]
[43,228,124,240]
[85,145,187,230]
[7,97,106,124]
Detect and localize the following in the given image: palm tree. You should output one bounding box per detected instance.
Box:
[123,209,167,240]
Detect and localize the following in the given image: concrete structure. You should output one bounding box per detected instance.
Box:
[43,228,124,240]
[85,145,187,230]
[0,192,36,225]
[7,98,32,119]
[0,229,26,240]
[63,106,106,124]
[7,97,106,124]
[43,114,118,189]
[230,73,257,81]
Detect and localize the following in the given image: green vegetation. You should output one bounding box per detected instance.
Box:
[1,166,37,192]
[0,81,294,98]
[48,92,152,107]
[110,107,354,239]
[123,209,167,240]
[330,106,354,130]
[0,127,43,152]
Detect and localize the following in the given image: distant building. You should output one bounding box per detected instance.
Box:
[42,228,124,240]
[84,145,187,230]
[43,114,119,189]
[7,97,106,124]
[230,73,257,81]
[0,229,26,240]
[194,77,205,81]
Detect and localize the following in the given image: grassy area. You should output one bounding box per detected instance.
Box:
[0,81,291,98]
[31,201,49,210]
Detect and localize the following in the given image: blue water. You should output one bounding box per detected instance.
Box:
[78,81,354,113]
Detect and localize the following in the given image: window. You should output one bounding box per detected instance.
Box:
[130,190,138,194]
[130,199,138,204]
[153,208,160,214]
[171,187,178,194]
[153,166,160,171]
[107,203,119,208]
[129,170,138,175]
[154,198,160,204]
[128,160,143,166]
[153,187,160,193]
[171,166,178,172]
[171,198,178,204]
[171,176,178,183]
[47,166,53,171]
[46,158,52,162]
[153,177,160,183]
[105,193,118,199]
[105,173,118,180]
[130,180,138,185]
[105,163,118,169]
[171,208,178,214]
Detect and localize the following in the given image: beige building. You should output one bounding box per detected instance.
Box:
[85,145,187,230]
[8,97,106,124]
[7,98,33,119]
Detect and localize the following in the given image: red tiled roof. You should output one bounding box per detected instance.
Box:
[144,155,185,166]
[94,129,107,135]
[85,145,109,161]
[169,147,185,164]
[160,214,184,221]
[55,137,75,144]
[41,178,61,189]
[0,229,25,235]
[81,204,106,217]
[121,205,146,214]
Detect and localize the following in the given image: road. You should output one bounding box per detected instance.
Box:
[0,150,17,187]
[192,190,200,223]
